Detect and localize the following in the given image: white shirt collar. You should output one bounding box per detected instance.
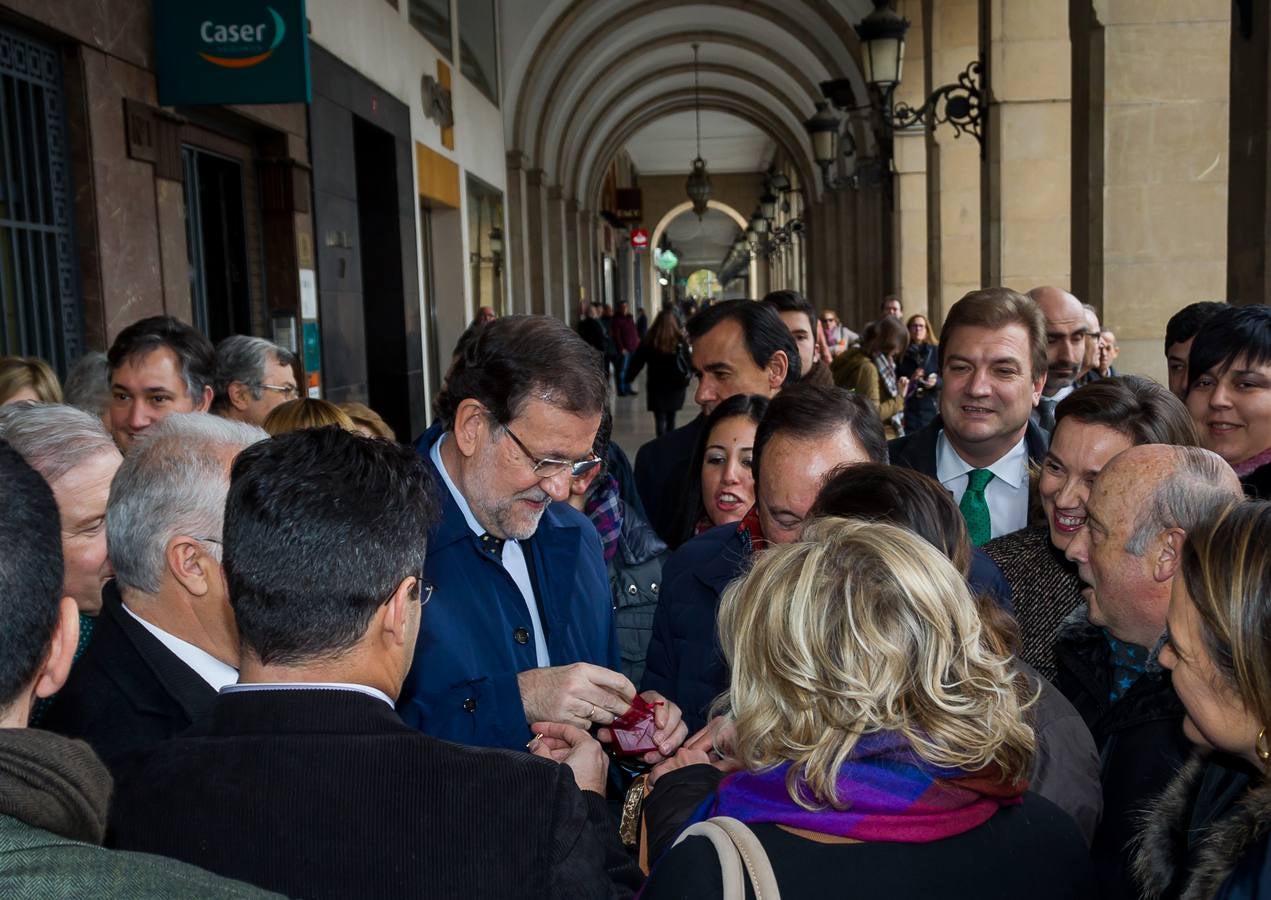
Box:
[1050,384,1075,403]
[220,682,395,709]
[429,432,485,538]
[121,602,238,691]
[936,429,1031,490]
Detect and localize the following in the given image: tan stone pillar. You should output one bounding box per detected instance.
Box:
[504,151,530,314]
[1071,0,1229,379]
[1227,2,1271,305]
[982,0,1070,292]
[525,168,549,315]
[893,0,929,320]
[565,199,581,324]
[547,185,567,320]
[928,0,981,310]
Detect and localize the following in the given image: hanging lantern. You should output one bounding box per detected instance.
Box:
[686,157,712,218]
[685,43,712,219]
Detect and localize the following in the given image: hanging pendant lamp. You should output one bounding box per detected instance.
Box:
[685,43,712,219]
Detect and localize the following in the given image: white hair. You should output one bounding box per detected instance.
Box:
[0,402,117,484]
[107,413,266,594]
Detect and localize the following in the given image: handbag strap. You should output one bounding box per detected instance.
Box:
[674,817,782,900]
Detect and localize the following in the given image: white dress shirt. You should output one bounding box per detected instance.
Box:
[430,433,551,667]
[1051,384,1076,403]
[121,602,238,691]
[936,430,1031,539]
[221,682,395,708]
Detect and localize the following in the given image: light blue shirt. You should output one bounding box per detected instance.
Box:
[222,682,395,708]
[430,433,551,667]
[936,430,1031,539]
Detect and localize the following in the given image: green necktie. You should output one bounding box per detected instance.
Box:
[960,468,995,547]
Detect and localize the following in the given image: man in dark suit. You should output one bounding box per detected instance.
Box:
[889,288,1050,546]
[642,384,887,730]
[43,414,266,768]
[109,427,642,900]
[634,300,800,546]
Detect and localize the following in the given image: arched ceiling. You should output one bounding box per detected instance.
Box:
[626,111,774,175]
[663,207,743,273]
[501,0,877,209]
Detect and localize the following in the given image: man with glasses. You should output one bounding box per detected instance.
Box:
[212,335,301,427]
[108,425,642,898]
[404,315,688,757]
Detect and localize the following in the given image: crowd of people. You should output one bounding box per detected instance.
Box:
[0,287,1267,898]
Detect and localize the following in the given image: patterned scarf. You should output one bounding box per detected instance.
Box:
[690,731,1025,843]
[873,352,906,437]
[584,474,623,563]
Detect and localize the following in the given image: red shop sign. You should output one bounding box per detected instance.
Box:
[630,227,650,250]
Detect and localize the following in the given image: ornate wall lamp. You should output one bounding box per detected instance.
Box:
[805,0,985,191]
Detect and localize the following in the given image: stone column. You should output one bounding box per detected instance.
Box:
[580,209,598,309]
[565,198,581,324]
[504,151,530,313]
[525,168,549,315]
[928,0,981,310]
[547,185,568,320]
[982,0,1071,291]
[892,0,929,319]
[1072,0,1229,378]
[1227,2,1271,305]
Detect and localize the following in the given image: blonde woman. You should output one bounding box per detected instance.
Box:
[642,519,1094,899]
[1136,501,1271,899]
[0,355,61,405]
[262,398,357,436]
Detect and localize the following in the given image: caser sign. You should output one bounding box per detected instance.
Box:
[197,7,287,68]
[155,0,312,106]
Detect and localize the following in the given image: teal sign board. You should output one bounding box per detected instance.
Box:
[302,321,321,373]
[154,0,311,106]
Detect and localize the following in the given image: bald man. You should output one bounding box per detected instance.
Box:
[1027,287,1087,433]
[1057,444,1243,899]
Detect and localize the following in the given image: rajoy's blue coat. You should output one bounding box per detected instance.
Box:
[397,424,621,750]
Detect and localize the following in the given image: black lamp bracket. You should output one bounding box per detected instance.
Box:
[891,60,984,147]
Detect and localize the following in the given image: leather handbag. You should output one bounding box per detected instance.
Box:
[673,816,781,899]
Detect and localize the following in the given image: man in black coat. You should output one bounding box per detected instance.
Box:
[634,300,799,546]
[108,427,641,900]
[641,385,886,730]
[43,414,265,769]
[888,288,1049,545]
[1055,444,1244,900]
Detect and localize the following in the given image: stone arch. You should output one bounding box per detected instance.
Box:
[649,200,758,306]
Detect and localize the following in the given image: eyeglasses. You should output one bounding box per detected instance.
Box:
[259,383,301,400]
[821,317,838,325]
[502,424,602,479]
[418,580,435,606]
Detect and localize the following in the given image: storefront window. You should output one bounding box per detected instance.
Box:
[459,0,498,105]
[466,175,504,316]
[409,0,451,59]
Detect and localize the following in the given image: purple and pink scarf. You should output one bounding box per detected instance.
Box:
[689,731,1025,843]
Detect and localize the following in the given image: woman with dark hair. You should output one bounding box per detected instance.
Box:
[985,376,1199,680]
[897,314,939,433]
[673,394,769,548]
[830,316,910,438]
[1184,304,1271,498]
[1136,501,1271,899]
[626,309,691,437]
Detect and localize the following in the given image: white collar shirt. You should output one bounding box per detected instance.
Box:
[121,602,239,691]
[935,430,1032,540]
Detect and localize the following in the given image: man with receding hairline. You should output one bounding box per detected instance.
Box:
[1029,286,1087,431]
[1057,443,1243,899]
